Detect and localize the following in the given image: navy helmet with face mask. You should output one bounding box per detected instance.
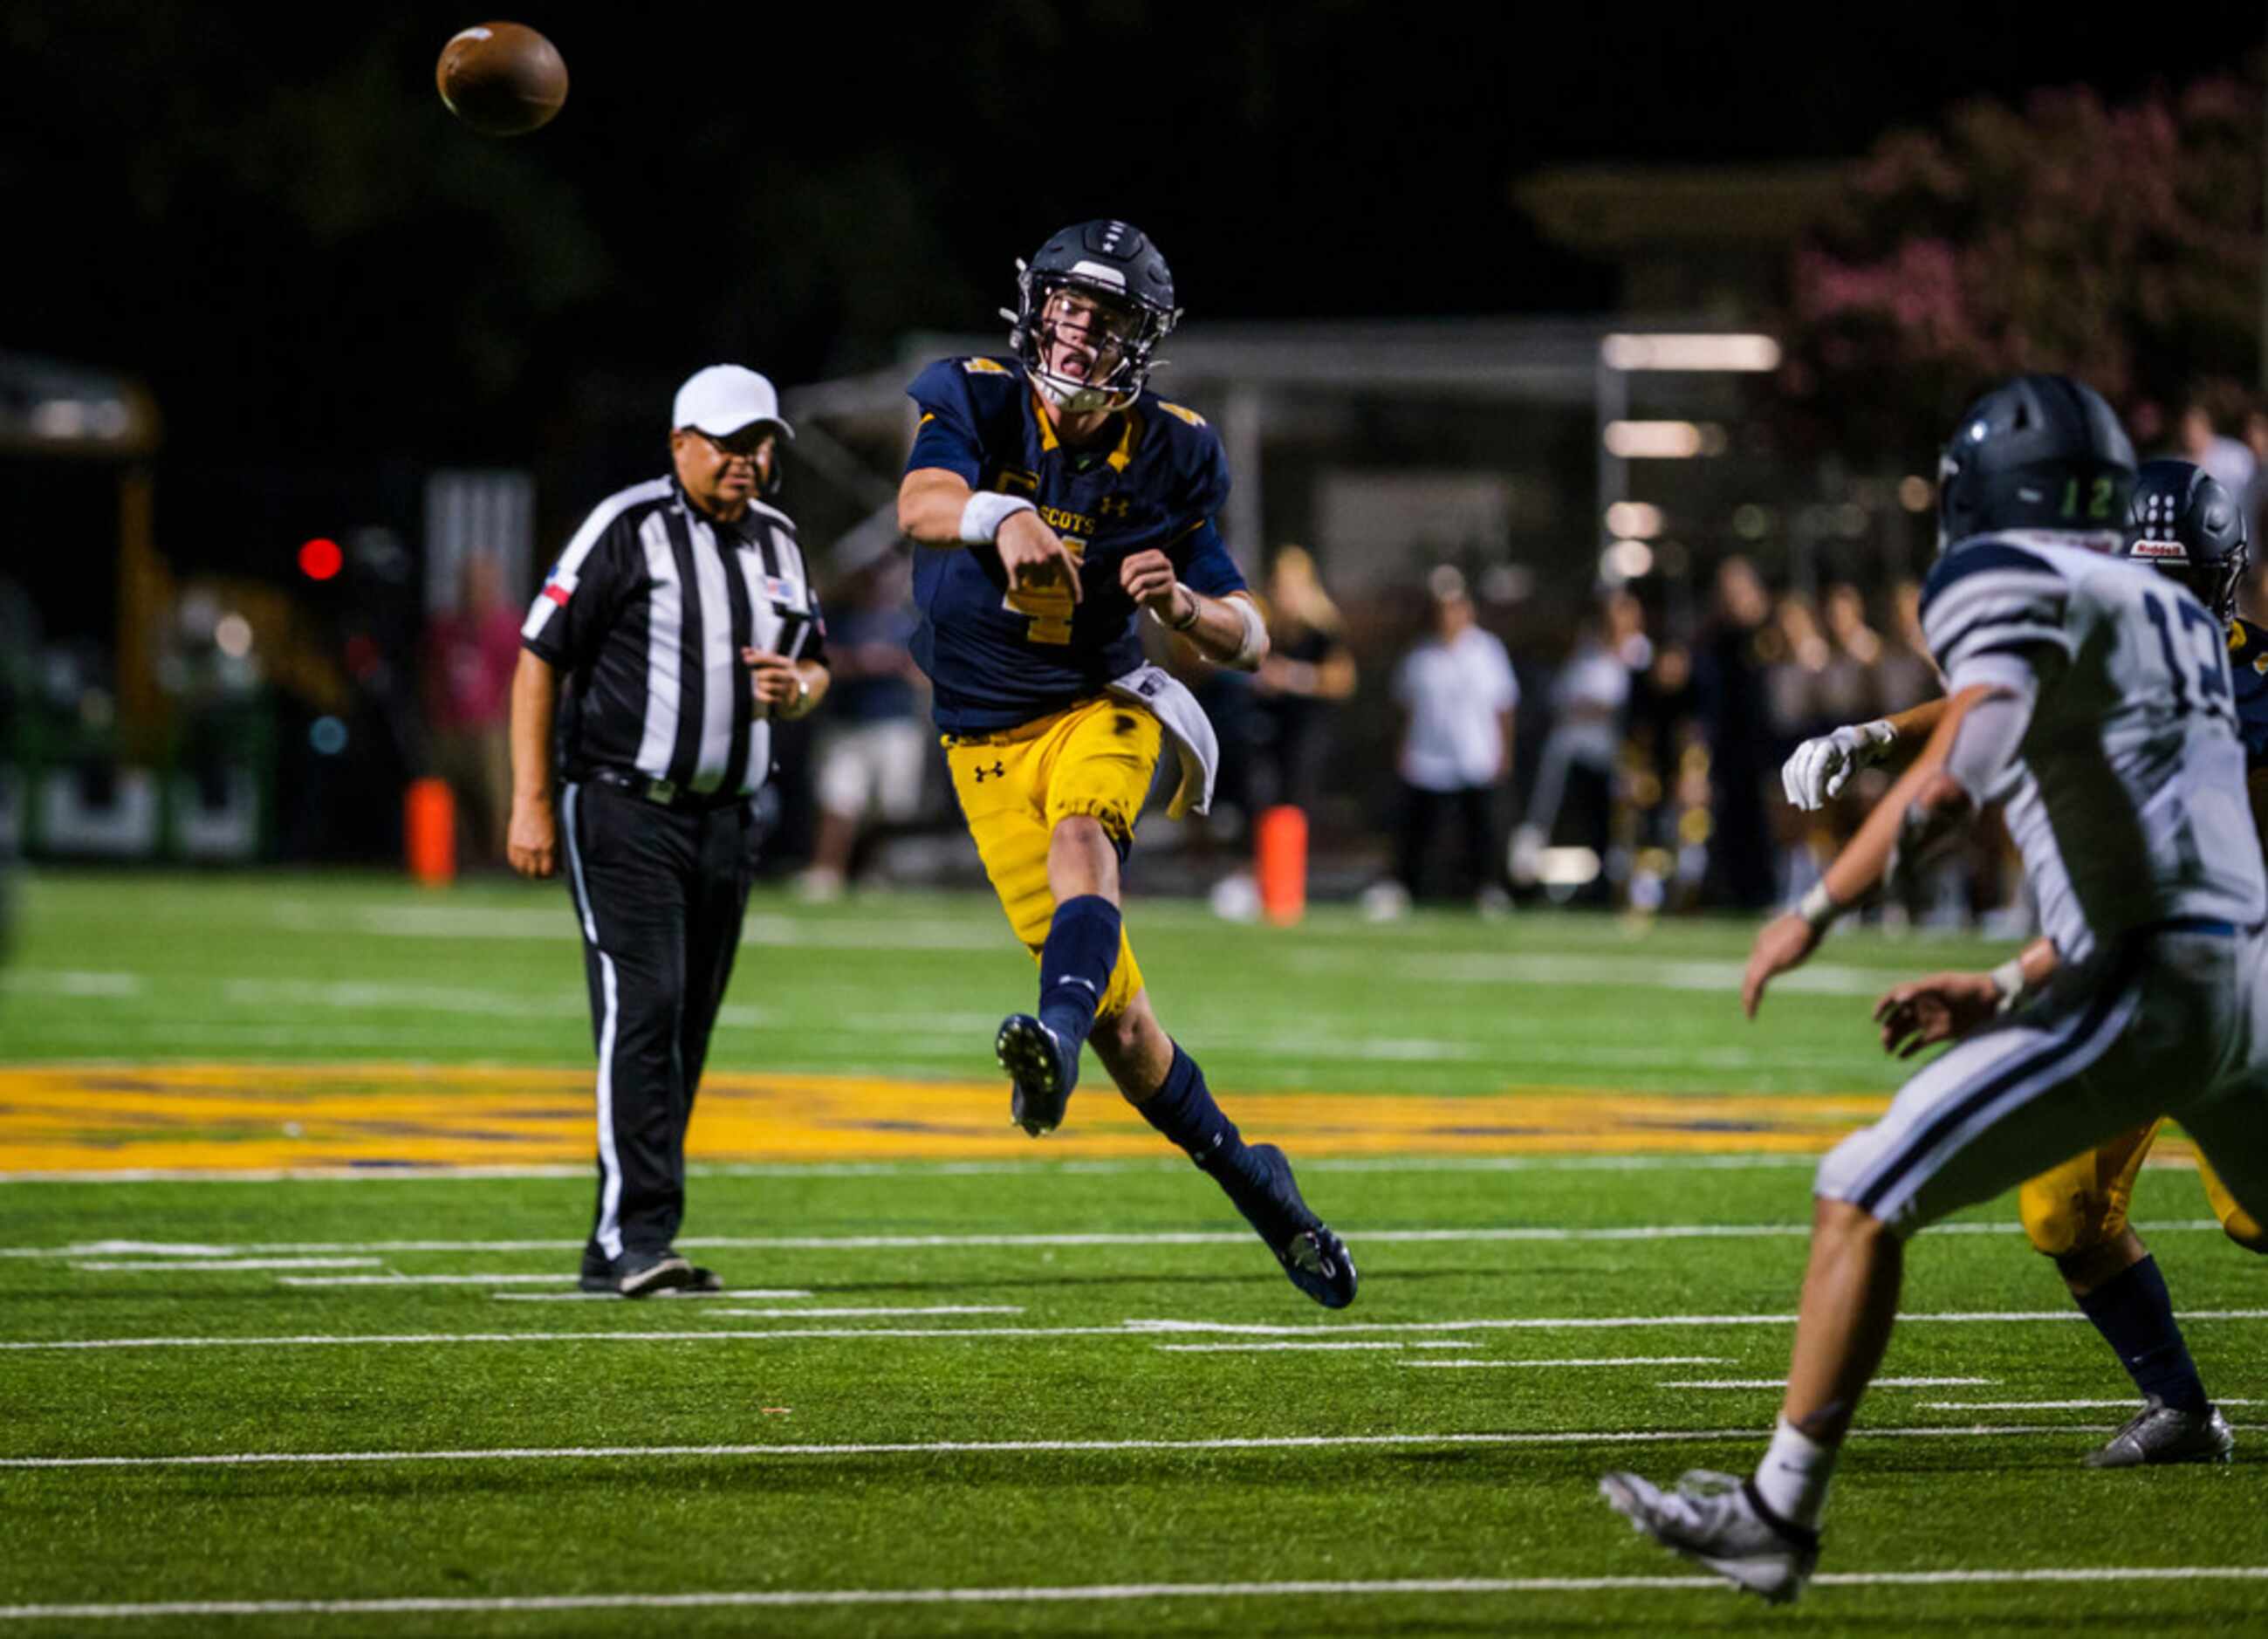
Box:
[1004,220,1182,415]
[2122,458,2251,622]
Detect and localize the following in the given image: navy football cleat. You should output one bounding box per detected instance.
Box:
[1236,1142,1358,1308]
[997,1013,1077,1136]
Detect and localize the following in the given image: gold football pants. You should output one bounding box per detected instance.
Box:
[2018,1119,2267,1257]
[944,696,1164,1020]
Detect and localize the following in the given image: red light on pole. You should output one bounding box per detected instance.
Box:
[298,538,344,580]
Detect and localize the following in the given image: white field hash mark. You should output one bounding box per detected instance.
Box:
[67,1258,384,1272]
[1922,1398,2263,1411]
[6,1567,2268,1622]
[1402,1357,1730,1370]
[10,1311,2268,1352]
[1662,1376,1994,1390]
[1153,1341,1471,1354]
[0,1425,2176,1471]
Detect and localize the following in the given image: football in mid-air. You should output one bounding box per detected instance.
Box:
[435,22,567,137]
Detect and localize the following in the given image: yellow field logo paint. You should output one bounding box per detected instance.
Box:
[0,1063,1938,1176]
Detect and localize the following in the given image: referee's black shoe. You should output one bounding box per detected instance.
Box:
[578,1250,709,1299]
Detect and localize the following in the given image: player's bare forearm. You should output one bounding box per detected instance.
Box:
[1179,590,1270,670]
[897,468,974,547]
[1881,697,1949,759]
[1819,683,1995,909]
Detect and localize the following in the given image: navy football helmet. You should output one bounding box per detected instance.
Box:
[1004,220,1181,414]
[1936,374,2137,553]
[2122,458,2250,622]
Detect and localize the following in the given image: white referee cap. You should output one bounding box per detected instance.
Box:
[672,365,795,441]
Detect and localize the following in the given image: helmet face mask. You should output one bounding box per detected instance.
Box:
[2123,458,2251,622]
[1005,221,1182,414]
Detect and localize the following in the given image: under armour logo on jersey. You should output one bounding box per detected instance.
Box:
[1099,495,1132,519]
[972,760,1006,783]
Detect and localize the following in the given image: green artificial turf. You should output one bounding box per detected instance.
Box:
[0,871,2262,1635]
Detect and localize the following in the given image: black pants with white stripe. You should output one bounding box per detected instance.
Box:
[562,779,758,1267]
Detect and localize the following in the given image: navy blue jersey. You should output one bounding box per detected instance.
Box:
[2227,616,2268,769]
[903,356,1246,732]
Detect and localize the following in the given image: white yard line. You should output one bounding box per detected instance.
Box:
[0,1424,2149,1472]
[278,1273,580,1287]
[1662,1377,1994,1390]
[490,1291,782,1303]
[10,1311,2267,1352]
[0,970,144,998]
[1153,1341,1443,1354]
[67,1258,384,1272]
[1401,1357,1730,1370]
[2,1220,2231,1259]
[0,1154,2038,1186]
[7,1565,2267,1622]
[702,1306,1024,1319]
[1922,1398,2261,1411]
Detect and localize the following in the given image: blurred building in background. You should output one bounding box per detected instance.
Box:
[9,51,2261,925]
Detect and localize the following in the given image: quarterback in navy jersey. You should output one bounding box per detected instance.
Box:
[896,219,1353,1308]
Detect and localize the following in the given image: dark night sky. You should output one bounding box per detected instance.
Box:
[4,3,2255,470]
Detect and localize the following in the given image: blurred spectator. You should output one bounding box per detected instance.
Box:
[422,553,521,866]
[1513,593,1636,901]
[2244,409,2268,549]
[1368,565,1518,916]
[1697,555,1776,911]
[1873,579,1936,715]
[1250,546,1357,813]
[798,551,927,900]
[2178,399,2256,500]
[1818,584,1881,725]
[1764,592,1833,746]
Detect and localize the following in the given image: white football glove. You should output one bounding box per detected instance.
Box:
[1781,719,1897,811]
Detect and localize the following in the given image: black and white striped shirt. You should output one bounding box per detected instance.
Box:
[522,477,826,798]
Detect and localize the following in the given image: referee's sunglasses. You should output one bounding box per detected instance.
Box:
[696,426,778,460]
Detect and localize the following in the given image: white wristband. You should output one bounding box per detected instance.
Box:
[1990,956,2028,1014]
[1796,881,1843,932]
[1230,596,1268,666]
[959,492,1037,545]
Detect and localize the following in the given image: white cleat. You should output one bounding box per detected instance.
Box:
[1599,1469,1819,1605]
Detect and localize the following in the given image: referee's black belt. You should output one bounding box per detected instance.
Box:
[586,767,748,814]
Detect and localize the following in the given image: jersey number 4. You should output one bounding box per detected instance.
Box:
[2141,591,2233,722]
[1004,538,1086,645]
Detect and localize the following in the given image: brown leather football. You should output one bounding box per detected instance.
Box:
[435,23,567,137]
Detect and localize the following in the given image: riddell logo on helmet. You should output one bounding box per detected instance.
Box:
[2130,538,2190,561]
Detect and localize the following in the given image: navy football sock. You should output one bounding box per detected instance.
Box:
[1036,895,1120,1051]
[2076,1255,2210,1415]
[1137,1042,1290,1213]
[1137,1043,1244,1167]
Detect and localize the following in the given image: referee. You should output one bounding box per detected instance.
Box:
[508,364,829,1298]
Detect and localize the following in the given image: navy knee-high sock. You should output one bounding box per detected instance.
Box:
[1137,1042,1318,1245]
[1137,1042,1247,1173]
[2077,1256,2210,1415]
[1037,895,1120,1051]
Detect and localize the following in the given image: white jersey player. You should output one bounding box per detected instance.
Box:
[1596,375,2268,1604]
